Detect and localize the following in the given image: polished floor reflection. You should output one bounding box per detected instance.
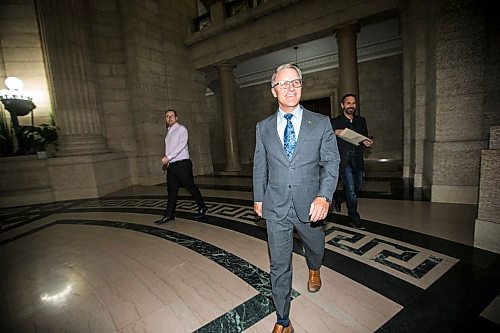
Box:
[1,176,499,332]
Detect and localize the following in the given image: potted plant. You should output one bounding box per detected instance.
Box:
[20,124,58,158]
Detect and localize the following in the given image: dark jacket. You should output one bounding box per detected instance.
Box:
[330,114,368,172]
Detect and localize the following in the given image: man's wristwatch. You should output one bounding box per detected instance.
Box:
[317,196,331,204]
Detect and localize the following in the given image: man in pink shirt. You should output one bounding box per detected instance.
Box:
[155,109,208,224]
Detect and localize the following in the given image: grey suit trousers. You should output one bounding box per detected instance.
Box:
[266,202,325,319]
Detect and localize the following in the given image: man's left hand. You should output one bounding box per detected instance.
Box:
[362,138,373,147]
[309,197,330,222]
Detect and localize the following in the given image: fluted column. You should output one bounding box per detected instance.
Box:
[36,0,109,156]
[216,61,241,172]
[336,23,361,105]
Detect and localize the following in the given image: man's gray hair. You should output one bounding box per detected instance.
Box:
[271,63,302,87]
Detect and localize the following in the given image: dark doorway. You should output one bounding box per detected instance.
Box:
[301,97,331,118]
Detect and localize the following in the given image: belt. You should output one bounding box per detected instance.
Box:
[169,159,189,165]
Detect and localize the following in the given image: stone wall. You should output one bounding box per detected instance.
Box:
[158,0,213,176]
[359,55,403,163]
[0,0,52,125]
[235,81,276,166]
[0,155,54,207]
[89,0,212,183]
[90,0,133,155]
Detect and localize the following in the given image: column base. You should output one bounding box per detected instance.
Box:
[47,152,131,201]
[431,185,478,204]
[474,218,500,254]
[56,134,110,156]
[212,163,251,176]
[219,170,241,176]
[223,163,242,173]
[0,152,133,207]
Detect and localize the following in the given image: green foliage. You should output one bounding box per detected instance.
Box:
[0,108,58,156]
[18,124,58,152]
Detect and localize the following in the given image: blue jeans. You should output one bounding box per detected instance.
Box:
[339,163,363,221]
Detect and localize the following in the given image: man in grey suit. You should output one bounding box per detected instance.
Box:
[253,63,340,333]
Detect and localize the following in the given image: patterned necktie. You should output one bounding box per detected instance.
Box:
[283,113,297,160]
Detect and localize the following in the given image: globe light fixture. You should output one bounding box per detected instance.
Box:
[5,76,24,91]
[0,76,36,127]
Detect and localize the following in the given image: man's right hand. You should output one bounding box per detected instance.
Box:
[253,202,263,217]
[161,156,169,165]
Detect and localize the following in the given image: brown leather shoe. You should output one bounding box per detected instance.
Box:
[272,322,294,333]
[307,269,321,292]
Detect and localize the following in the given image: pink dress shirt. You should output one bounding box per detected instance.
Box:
[165,122,190,163]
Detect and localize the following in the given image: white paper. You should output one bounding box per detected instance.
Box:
[338,128,370,146]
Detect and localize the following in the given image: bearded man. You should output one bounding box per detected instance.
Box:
[330,93,373,230]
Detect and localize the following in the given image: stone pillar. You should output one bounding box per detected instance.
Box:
[474,126,500,254]
[216,61,241,172]
[427,0,487,203]
[401,5,412,180]
[336,23,360,106]
[36,0,109,156]
[209,1,226,25]
[408,0,428,196]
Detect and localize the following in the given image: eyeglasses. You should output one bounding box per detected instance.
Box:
[272,79,302,90]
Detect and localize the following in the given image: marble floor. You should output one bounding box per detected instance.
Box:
[1,176,499,333]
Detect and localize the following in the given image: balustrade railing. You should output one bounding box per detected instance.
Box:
[193,0,269,32]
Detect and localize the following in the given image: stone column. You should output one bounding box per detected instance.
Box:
[336,23,360,106]
[408,0,428,195]
[427,0,487,203]
[209,1,226,26]
[36,0,109,156]
[474,126,500,254]
[216,61,241,172]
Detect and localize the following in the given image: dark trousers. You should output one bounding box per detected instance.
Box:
[335,163,363,221]
[165,159,205,216]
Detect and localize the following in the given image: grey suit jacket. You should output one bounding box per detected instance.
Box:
[253,108,340,222]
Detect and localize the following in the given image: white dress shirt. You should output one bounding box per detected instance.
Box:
[277,105,303,144]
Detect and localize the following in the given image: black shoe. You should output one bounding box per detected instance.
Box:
[333,200,342,212]
[155,215,175,224]
[350,219,365,230]
[193,206,208,219]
